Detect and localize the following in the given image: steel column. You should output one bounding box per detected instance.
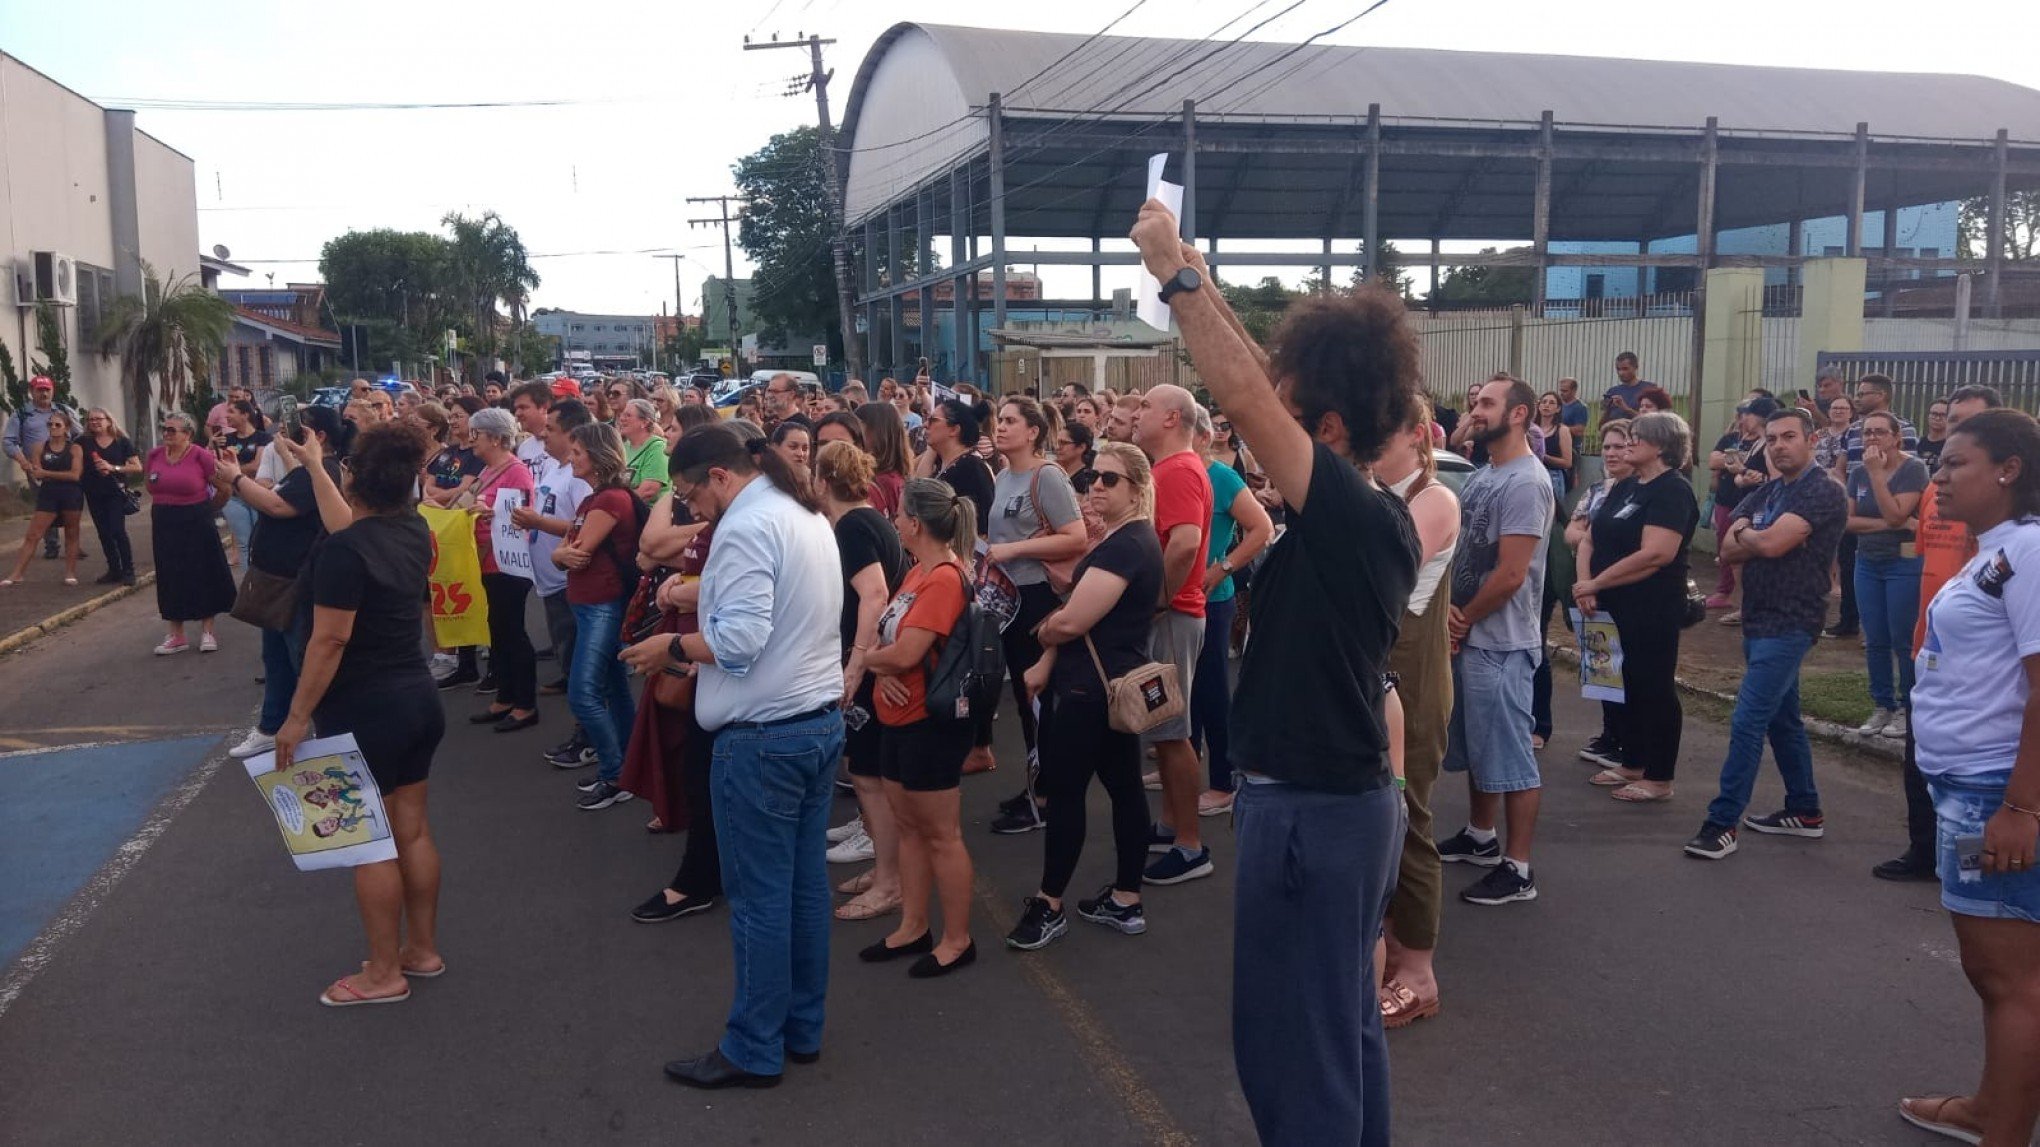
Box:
[950,168,968,380]
[1182,99,1198,243]
[1847,121,1869,258]
[888,205,906,377]
[1362,103,1381,283]
[989,92,1010,338]
[1987,128,2009,319]
[1882,191,1901,317]
[1532,109,1553,313]
[916,187,933,366]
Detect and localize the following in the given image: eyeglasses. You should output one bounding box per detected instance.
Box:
[1213,422,1232,434]
[161,426,184,435]
[1091,471,1128,490]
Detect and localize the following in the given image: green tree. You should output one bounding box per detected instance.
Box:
[441,211,539,383]
[733,125,840,359]
[506,322,558,377]
[1218,276,1306,345]
[1959,191,2040,262]
[1427,248,1536,307]
[319,229,453,367]
[93,264,237,440]
[3,302,80,414]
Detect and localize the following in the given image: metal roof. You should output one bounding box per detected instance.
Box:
[841,22,2040,239]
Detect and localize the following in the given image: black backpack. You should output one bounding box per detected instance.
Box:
[923,563,1005,724]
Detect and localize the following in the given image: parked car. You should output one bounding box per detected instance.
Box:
[1432,448,1475,496]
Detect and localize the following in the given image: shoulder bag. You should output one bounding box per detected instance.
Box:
[1025,465,1083,597]
[231,565,299,631]
[1083,634,1185,735]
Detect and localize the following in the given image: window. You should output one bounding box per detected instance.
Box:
[75,263,115,343]
[236,346,253,389]
[571,323,585,333]
[259,346,274,387]
[1585,274,1606,300]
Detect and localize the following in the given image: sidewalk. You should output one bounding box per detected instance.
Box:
[0,506,161,653]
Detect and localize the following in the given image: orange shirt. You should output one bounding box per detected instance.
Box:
[874,561,968,726]
[1912,483,1977,656]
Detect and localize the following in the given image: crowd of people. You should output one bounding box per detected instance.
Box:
[74,216,2036,1141]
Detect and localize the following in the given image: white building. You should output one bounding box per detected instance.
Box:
[0,51,200,424]
[533,311,656,369]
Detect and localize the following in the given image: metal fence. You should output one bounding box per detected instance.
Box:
[1814,350,2040,424]
[1412,300,1696,413]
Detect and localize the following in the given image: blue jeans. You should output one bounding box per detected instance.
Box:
[222,497,256,572]
[567,598,636,782]
[1706,631,1821,829]
[257,626,304,735]
[1854,553,1922,711]
[1191,596,1237,792]
[711,706,845,1075]
[1234,780,1403,1147]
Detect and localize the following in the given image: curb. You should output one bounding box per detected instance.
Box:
[0,572,157,657]
[1543,640,1904,762]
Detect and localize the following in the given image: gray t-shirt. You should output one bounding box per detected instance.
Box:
[1846,456,1930,561]
[989,462,1083,586]
[1450,452,1554,652]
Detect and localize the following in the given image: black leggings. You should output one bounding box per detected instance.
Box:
[666,718,721,900]
[975,581,1061,754]
[483,572,536,711]
[1606,586,1683,783]
[85,488,133,576]
[1038,693,1147,898]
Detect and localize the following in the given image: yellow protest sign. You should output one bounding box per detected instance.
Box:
[420,505,490,647]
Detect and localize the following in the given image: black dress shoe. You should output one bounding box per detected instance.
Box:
[471,709,513,725]
[632,891,717,923]
[908,941,977,979]
[1822,624,1859,639]
[1872,854,1938,882]
[493,712,541,733]
[94,570,121,585]
[664,1048,780,1089]
[787,1048,821,1065]
[858,932,932,963]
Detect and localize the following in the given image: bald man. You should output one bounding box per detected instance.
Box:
[1132,384,1216,884]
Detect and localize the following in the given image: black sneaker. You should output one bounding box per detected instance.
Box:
[94,570,122,585]
[574,773,607,793]
[1436,829,1502,867]
[990,802,1046,835]
[121,571,136,587]
[997,788,1034,817]
[632,891,717,922]
[577,781,633,810]
[1142,846,1213,886]
[547,739,595,769]
[1742,810,1825,838]
[1004,896,1068,950]
[1822,624,1859,639]
[1460,861,1537,905]
[435,666,480,690]
[1871,852,1938,882]
[1683,822,1739,859]
[1145,823,1178,855]
[1077,887,1148,934]
[473,674,499,695]
[1578,736,1625,768]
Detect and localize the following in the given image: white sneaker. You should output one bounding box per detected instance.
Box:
[199,633,218,653]
[1856,707,1895,736]
[228,731,276,759]
[826,829,874,864]
[1881,710,1909,740]
[825,816,864,844]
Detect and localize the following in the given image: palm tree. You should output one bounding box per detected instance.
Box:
[95,265,235,443]
[441,212,540,383]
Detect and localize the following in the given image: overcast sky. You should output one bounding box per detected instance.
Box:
[7,0,2035,315]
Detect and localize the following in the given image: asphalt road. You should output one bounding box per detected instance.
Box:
[0,588,1980,1145]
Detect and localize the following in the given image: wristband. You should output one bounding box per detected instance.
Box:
[2004,800,2040,824]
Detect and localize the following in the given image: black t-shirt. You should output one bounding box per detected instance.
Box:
[1231,443,1417,793]
[938,453,996,536]
[836,506,907,656]
[79,436,138,498]
[222,428,271,469]
[1916,436,1946,470]
[427,444,481,490]
[251,460,339,578]
[37,440,79,484]
[311,514,433,693]
[1588,472,1700,603]
[1050,523,1163,699]
[1711,431,1769,506]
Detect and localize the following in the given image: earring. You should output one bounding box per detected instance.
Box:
[2000,478,2010,486]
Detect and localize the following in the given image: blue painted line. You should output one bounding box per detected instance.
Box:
[0,735,220,968]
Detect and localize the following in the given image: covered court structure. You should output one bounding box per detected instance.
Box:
[836,22,2040,388]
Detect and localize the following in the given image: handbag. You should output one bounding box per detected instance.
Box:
[120,484,141,517]
[1084,634,1185,735]
[230,565,299,631]
[1681,579,1708,629]
[1026,466,1082,597]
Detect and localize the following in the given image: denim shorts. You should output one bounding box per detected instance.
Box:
[1929,772,2040,923]
[1442,646,1541,794]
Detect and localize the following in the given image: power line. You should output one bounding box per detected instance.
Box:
[95,96,628,112]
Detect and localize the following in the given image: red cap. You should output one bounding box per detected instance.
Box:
[29,376,53,391]
[550,378,582,398]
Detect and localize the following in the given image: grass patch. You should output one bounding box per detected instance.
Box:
[1796,670,1876,728]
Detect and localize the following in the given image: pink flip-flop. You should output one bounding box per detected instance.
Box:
[319,977,411,1007]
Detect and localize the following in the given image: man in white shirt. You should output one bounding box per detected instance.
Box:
[625,421,844,1090]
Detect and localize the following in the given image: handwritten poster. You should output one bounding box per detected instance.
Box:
[1569,609,1626,703]
[491,489,535,581]
[244,734,397,871]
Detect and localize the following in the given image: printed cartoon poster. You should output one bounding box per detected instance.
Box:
[1569,609,1626,703]
[244,734,398,871]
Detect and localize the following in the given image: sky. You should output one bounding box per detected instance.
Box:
[4,0,2036,317]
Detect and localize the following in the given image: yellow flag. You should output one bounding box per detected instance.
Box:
[420,505,491,647]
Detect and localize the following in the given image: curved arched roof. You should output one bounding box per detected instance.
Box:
[842,22,2040,237]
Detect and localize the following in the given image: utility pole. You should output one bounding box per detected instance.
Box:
[687,194,746,378]
[744,32,862,383]
[653,254,687,368]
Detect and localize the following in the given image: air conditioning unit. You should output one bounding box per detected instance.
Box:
[11,262,35,309]
[33,252,76,307]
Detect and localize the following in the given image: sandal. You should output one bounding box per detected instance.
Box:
[835,891,901,921]
[1378,978,1440,1030]
[1897,1097,1983,1145]
[1588,769,1642,787]
[837,870,875,896]
[1611,783,1673,803]
[319,975,411,1008]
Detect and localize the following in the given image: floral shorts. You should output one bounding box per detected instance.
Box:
[1929,772,2040,923]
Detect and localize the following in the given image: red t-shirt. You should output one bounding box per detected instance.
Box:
[473,461,535,576]
[1151,450,1214,618]
[1912,483,1976,656]
[564,486,642,605]
[874,561,968,726]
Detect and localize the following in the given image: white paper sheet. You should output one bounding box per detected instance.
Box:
[245,733,399,871]
[1136,152,1185,332]
[491,489,535,581]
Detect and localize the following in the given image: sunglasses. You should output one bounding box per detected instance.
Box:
[161,425,185,435]
[1091,471,1128,490]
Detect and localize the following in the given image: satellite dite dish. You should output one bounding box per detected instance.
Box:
[212,244,231,260]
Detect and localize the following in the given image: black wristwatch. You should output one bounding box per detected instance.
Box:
[1158,266,1202,305]
[667,636,687,666]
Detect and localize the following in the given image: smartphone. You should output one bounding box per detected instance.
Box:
[279,395,300,439]
[1954,832,1985,883]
